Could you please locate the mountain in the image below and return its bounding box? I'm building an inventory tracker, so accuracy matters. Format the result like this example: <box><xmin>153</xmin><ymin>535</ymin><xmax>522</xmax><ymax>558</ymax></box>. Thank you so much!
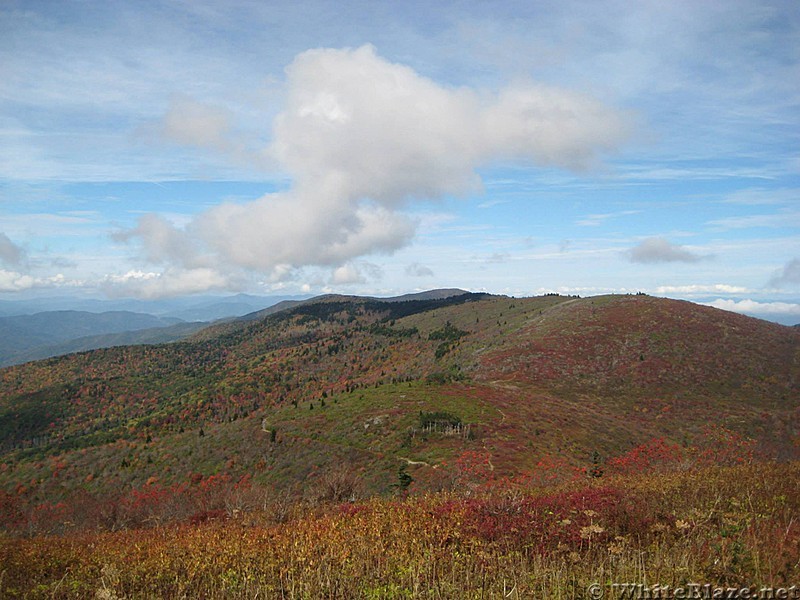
<box><xmin>0</xmin><ymin>294</ymin><xmax>311</xmax><ymax>367</ymax></box>
<box><xmin>4</xmin><ymin>321</ymin><xmax>209</xmax><ymax>367</ymax></box>
<box><xmin>0</xmin><ymin>293</ymin><xmax>307</xmax><ymax>321</ymax></box>
<box><xmin>228</xmin><ymin>288</ymin><xmax>471</xmax><ymax>325</ymax></box>
<box><xmin>373</xmin><ymin>288</ymin><xmax>472</xmax><ymax>302</ymax></box>
<box><xmin>158</xmin><ymin>293</ymin><xmax>308</xmax><ymax>321</ymax></box>
<box><xmin>0</xmin><ymin>310</ymin><xmax>189</xmax><ymax>367</ymax></box>
<box><xmin>478</xmin><ymin>293</ymin><xmax>798</xmax><ymax>397</ymax></box>
<box><xmin>0</xmin><ymin>291</ymin><xmax>797</xmax><ymax>514</ymax></box>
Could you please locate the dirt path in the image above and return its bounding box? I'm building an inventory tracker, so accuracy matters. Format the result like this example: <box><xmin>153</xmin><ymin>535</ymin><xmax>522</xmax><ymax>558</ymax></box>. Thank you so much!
<box><xmin>398</xmin><ymin>456</ymin><xmax>434</xmax><ymax>468</ymax></box>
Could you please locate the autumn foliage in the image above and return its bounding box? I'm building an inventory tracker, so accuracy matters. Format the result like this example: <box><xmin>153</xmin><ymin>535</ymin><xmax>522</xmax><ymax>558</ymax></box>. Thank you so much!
<box><xmin>1</xmin><ymin>460</ymin><xmax>798</xmax><ymax>598</ymax></box>
<box><xmin>0</xmin><ymin>293</ymin><xmax>798</xmax><ymax>597</ymax></box>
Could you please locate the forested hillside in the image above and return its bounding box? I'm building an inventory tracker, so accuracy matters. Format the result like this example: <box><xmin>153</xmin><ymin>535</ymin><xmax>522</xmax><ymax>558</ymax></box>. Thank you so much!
<box><xmin>1</xmin><ymin>291</ymin><xmax>799</xmax><ymax>596</ymax></box>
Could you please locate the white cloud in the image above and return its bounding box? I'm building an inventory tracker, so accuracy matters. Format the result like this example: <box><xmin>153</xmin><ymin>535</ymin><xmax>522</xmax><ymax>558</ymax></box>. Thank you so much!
<box><xmin>577</xmin><ymin>214</ymin><xmax>614</xmax><ymax>227</ymax></box>
<box><xmin>627</xmin><ymin>237</ymin><xmax>707</xmax><ymax>264</ymax></box>
<box><xmin>157</xmin><ymin>96</ymin><xmax>269</xmax><ymax>170</ymax></box>
<box><xmin>113</xmin><ymin>214</ymin><xmax>204</xmax><ymax>268</ymax></box>
<box><xmin>702</xmin><ymin>298</ymin><xmax>800</xmax><ymax>317</ymax></box>
<box><xmin>708</xmin><ymin>210</ymin><xmax>800</xmax><ymax>231</ymax></box>
<box><xmin>101</xmin><ymin>268</ymin><xmax>232</xmax><ymax>299</ymax></box>
<box><xmin>0</xmin><ymin>270</ymin><xmax>71</xmax><ymax>292</ymax></box>
<box><xmin>119</xmin><ymin>45</ymin><xmax>632</xmax><ymax>294</ymax></box>
<box><xmin>161</xmin><ymin>96</ymin><xmax>235</xmax><ymax>152</ymax></box>
<box><xmin>329</xmin><ymin>262</ymin><xmax>382</xmax><ymax>285</ymax></box>
<box><xmin>477</xmin><ymin>199</ymin><xmax>510</xmax><ymax>209</ymax></box>
<box><xmin>330</xmin><ymin>264</ymin><xmax>363</xmax><ymax>285</ymax></box>
<box><xmin>577</xmin><ymin>210</ymin><xmax>640</xmax><ymax>227</ymax></box>
<box><xmin>723</xmin><ymin>187</ymin><xmax>800</xmax><ymax>206</ymax></box>
<box><xmin>191</xmin><ymin>198</ymin><xmax>417</xmax><ymax>273</ymax></box>
<box><xmin>768</xmin><ymin>258</ymin><xmax>800</xmax><ymax>288</ymax></box>
<box><xmin>655</xmin><ymin>284</ymin><xmax>749</xmax><ymax>295</ymax></box>
<box><xmin>533</xmin><ymin>285</ymin><xmax>634</xmax><ymax>296</ymax></box>
<box><xmin>102</xmin><ymin>270</ymin><xmax>160</xmax><ymax>284</ymax></box>
<box><xmin>271</xmin><ymin>45</ymin><xmax>630</xmax><ymax>204</ymax></box>
<box><xmin>0</xmin><ymin>270</ymin><xmax>35</xmax><ymax>292</ymax></box>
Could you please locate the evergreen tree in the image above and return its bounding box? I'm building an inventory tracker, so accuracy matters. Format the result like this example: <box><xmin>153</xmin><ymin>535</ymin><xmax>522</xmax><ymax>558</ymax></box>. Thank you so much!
<box><xmin>394</xmin><ymin>464</ymin><xmax>413</xmax><ymax>493</ymax></box>
<box><xmin>589</xmin><ymin>450</ymin><xmax>603</xmax><ymax>478</ymax></box>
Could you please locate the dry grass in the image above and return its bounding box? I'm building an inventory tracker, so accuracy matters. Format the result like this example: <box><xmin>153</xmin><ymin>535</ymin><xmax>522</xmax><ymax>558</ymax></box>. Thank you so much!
<box><xmin>1</xmin><ymin>461</ymin><xmax>797</xmax><ymax>599</ymax></box>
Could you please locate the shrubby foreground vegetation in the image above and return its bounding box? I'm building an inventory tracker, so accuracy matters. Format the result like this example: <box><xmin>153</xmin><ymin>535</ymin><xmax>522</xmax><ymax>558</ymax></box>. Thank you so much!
<box><xmin>1</xmin><ymin>456</ymin><xmax>797</xmax><ymax>598</ymax></box>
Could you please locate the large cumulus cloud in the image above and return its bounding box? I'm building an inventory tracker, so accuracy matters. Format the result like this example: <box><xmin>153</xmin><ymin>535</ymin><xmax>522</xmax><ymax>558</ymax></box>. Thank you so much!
<box><xmin>121</xmin><ymin>45</ymin><xmax>632</xmax><ymax>288</ymax></box>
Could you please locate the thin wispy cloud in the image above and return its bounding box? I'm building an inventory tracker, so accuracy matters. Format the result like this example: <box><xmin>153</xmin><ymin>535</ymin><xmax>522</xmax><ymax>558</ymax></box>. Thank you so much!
<box><xmin>485</xmin><ymin>253</ymin><xmax>510</xmax><ymax>264</ymax></box>
<box><xmin>160</xmin><ymin>97</ymin><xmax>238</xmax><ymax>155</ymax></box>
<box><xmin>709</xmin><ymin>210</ymin><xmax>800</xmax><ymax>231</ymax></box>
<box><xmin>406</xmin><ymin>263</ymin><xmax>434</xmax><ymax>277</ymax></box>
<box><xmin>476</xmin><ymin>199</ymin><xmax>511</xmax><ymax>209</ymax></box>
<box><xmin>722</xmin><ymin>188</ymin><xmax>799</xmax><ymax>206</ymax></box>
<box><xmin>156</xmin><ymin>96</ymin><xmax>271</xmax><ymax>170</ymax></box>
<box><xmin>577</xmin><ymin>210</ymin><xmax>640</xmax><ymax>227</ymax></box>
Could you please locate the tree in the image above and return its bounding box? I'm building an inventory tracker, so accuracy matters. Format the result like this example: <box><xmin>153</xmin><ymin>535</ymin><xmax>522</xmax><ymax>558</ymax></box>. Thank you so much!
<box><xmin>394</xmin><ymin>464</ymin><xmax>413</xmax><ymax>493</ymax></box>
<box><xmin>589</xmin><ymin>450</ymin><xmax>603</xmax><ymax>479</ymax></box>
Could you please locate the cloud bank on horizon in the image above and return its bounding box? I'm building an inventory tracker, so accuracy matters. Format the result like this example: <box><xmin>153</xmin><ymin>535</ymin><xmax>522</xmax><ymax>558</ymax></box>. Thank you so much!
<box><xmin>0</xmin><ymin>0</ymin><xmax>798</xmax><ymax>323</ymax></box>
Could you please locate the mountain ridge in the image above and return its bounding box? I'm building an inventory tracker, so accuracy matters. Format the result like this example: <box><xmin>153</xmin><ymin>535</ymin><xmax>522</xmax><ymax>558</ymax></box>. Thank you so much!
<box><xmin>0</xmin><ymin>291</ymin><xmax>797</xmax><ymax>509</ymax></box>
<box><xmin>0</xmin><ymin>293</ymin><xmax>312</xmax><ymax>367</ymax></box>
<box><xmin>231</xmin><ymin>288</ymin><xmax>474</xmax><ymax>323</ymax></box>
<box><xmin>0</xmin><ymin>310</ymin><xmax>188</xmax><ymax>367</ymax></box>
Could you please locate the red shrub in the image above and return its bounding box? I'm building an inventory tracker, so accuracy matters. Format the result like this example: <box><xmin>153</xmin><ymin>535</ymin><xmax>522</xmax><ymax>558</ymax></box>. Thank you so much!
<box><xmin>607</xmin><ymin>437</ymin><xmax>684</xmax><ymax>475</ymax></box>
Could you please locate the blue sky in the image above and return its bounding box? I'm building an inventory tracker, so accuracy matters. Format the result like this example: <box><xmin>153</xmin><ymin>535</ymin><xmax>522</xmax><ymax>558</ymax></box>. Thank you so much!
<box><xmin>1</xmin><ymin>0</ymin><xmax>798</xmax><ymax>323</ymax></box>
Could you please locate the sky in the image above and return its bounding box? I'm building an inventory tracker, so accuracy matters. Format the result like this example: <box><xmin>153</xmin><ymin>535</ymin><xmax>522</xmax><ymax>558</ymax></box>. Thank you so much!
<box><xmin>1</xmin><ymin>0</ymin><xmax>799</xmax><ymax>323</ymax></box>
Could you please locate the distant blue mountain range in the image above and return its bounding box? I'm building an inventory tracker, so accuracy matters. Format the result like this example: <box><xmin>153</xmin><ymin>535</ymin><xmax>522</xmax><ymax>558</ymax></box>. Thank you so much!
<box><xmin>0</xmin><ymin>294</ymin><xmax>308</xmax><ymax>367</ymax></box>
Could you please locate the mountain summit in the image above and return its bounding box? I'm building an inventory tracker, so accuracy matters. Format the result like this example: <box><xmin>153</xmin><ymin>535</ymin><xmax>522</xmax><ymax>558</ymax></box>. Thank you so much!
<box><xmin>1</xmin><ymin>291</ymin><xmax>797</xmax><ymax>504</ymax></box>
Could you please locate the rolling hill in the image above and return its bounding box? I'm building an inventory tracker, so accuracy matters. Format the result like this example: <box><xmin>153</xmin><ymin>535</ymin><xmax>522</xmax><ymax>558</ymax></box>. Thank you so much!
<box><xmin>0</xmin><ymin>291</ymin><xmax>797</xmax><ymax>512</ymax></box>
